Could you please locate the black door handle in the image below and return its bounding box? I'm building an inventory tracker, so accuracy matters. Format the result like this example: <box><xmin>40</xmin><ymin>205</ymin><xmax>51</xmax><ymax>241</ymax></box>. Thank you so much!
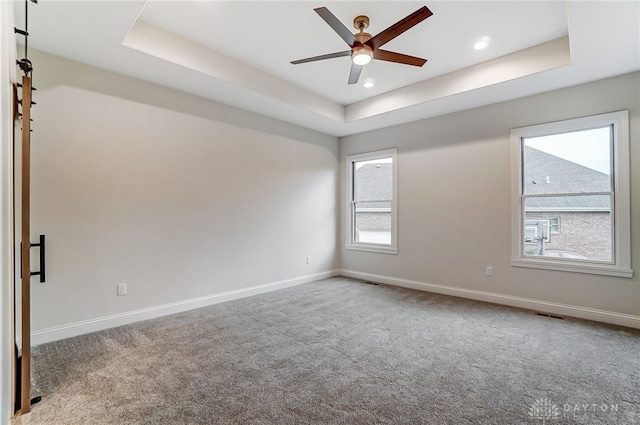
<box><xmin>20</xmin><ymin>234</ymin><xmax>45</xmax><ymax>283</ymax></box>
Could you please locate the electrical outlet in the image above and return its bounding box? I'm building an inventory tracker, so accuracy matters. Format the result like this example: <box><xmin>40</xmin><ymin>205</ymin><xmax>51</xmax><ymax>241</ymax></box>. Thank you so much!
<box><xmin>117</xmin><ymin>283</ymin><xmax>127</xmax><ymax>296</ymax></box>
<box><xmin>486</xmin><ymin>266</ymin><xmax>493</xmax><ymax>277</ymax></box>
<box><xmin>306</xmin><ymin>257</ymin><xmax>311</xmax><ymax>265</ymax></box>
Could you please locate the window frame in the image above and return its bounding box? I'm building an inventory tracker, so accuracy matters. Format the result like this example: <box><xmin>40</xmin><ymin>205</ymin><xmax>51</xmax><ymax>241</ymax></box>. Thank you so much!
<box><xmin>345</xmin><ymin>148</ymin><xmax>398</xmax><ymax>254</ymax></box>
<box><xmin>510</xmin><ymin>111</ymin><xmax>632</xmax><ymax>278</ymax></box>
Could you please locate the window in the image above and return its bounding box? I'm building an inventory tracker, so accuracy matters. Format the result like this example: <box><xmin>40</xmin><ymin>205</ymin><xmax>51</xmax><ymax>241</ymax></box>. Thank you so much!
<box><xmin>526</xmin><ymin>217</ymin><xmax>560</xmax><ymax>237</ymax></box>
<box><xmin>524</xmin><ymin>219</ymin><xmax>551</xmax><ymax>242</ymax></box>
<box><xmin>549</xmin><ymin>217</ymin><xmax>560</xmax><ymax>234</ymax></box>
<box><xmin>511</xmin><ymin>111</ymin><xmax>632</xmax><ymax>277</ymax></box>
<box><xmin>346</xmin><ymin>149</ymin><xmax>398</xmax><ymax>254</ymax></box>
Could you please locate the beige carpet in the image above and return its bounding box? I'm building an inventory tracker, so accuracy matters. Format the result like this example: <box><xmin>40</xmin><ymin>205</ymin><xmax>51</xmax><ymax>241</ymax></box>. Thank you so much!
<box><xmin>12</xmin><ymin>277</ymin><xmax>640</xmax><ymax>424</ymax></box>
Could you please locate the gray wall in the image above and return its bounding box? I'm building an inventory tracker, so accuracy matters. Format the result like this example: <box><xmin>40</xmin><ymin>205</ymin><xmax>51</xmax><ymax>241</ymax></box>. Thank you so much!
<box><xmin>26</xmin><ymin>50</ymin><xmax>340</xmax><ymax>333</ymax></box>
<box><xmin>340</xmin><ymin>72</ymin><xmax>639</xmax><ymax>317</ymax></box>
<box><xmin>15</xmin><ymin>52</ymin><xmax>640</xmax><ymax>340</ymax></box>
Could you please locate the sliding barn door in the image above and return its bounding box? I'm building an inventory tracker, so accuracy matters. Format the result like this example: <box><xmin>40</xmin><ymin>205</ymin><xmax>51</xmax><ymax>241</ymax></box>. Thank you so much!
<box><xmin>18</xmin><ymin>74</ymin><xmax>33</xmax><ymax>414</ymax></box>
<box><xmin>14</xmin><ymin>72</ymin><xmax>44</xmax><ymax>416</ymax></box>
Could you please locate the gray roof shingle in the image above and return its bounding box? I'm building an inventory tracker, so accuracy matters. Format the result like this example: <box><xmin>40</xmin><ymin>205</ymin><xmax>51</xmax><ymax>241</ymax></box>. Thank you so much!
<box><xmin>355</xmin><ymin>163</ymin><xmax>392</xmax><ymax>201</ymax></box>
<box><xmin>524</xmin><ymin>147</ymin><xmax>610</xmax><ymax>210</ymax></box>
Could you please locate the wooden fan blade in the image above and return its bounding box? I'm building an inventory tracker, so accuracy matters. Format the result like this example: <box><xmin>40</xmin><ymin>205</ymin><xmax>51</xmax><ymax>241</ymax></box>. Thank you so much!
<box><xmin>348</xmin><ymin>63</ymin><xmax>364</xmax><ymax>85</ymax></box>
<box><xmin>373</xmin><ymin>49</ymin><xmax>427</xmax><ymax>67</ymax></box>
<box><xmin>366</xmin><ymin>6</ymin><xmax>433</xmax><ymax>50</ymax></box>
<box><xmin>291</xmin><ymin>51</ymin><xmax>351</xmax><ymax>65</ymax></box>
<box><xmin>314</xmin><ymin>7</ymin><xmax>359</xmax><ymax>48</ymax></box>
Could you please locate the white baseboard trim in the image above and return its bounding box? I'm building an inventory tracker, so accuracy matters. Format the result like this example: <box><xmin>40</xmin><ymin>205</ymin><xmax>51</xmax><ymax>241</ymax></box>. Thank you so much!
<box><xmin>340</xmin><ymin>269</ymin><xmax>640</xmax><ymax>329</ymax></box>
<box><xmin>26</xmin><ymin>268</ymin><xmax>638</xmax><ymax>346</ymax></box>
<box><xmin>29</xmin><ymin>270</ymin><xmax>341</xmax><ymax>346</ymax></box>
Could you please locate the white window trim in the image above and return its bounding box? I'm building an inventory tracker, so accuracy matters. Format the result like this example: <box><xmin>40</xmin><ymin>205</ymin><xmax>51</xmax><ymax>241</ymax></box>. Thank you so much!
<box><xmin>346</xmin><ymin>148</ymin><xmax>398</xmax><ymax>254</ymax></box>
<box><xmin>510</xmin><ymin>111</ymin><xmax>632</xmax><ymax>278</ymax></box>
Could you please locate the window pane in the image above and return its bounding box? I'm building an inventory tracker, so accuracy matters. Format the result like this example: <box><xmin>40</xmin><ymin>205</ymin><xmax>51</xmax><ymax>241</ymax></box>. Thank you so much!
<box><xmin>355</xmin><ymin>201</ymin><xmax>391</xmax><ymax>245</ymax></box>
<box><xmin>354</xmin><ymin>157</ymin><xmax>393</xmax><ymax>201</ymax></box>
<box><xmin>523</xmin><ymin>126</ymin><xmax>611</xmax><ymax>195</ymax></box>
<box><xmin>524</xmin><ymin>195</ymin><xmax>611</xmax><ymax>261</ymax></box>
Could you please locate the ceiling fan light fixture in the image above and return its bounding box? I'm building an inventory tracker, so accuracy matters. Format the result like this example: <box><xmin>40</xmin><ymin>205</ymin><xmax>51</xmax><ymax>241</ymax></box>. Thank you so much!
<box><xmin>352</xmin><ymin>45</ymin><xmax>373</xmax><ymax>65</ymax></box>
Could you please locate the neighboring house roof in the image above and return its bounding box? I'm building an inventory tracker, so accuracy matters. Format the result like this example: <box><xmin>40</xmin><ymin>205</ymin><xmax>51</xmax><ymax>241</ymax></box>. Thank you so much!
<box><xmin>354</xmin><ymin>149</ymin><xmax>610</xmax><ymax>211</ymax></box>
<box><xmin>524</xmin><ymin>147</ymin><xmax>610</xmax><ymax>210</ymax></box>
<box><xmin>354</xmin><ymin>163</ymin><xmax>392</xmax><ymax>209</ymax></box>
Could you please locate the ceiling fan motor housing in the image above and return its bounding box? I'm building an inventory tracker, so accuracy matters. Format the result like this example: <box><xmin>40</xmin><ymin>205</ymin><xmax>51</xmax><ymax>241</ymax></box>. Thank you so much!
<box><xmin>355</xmin><ymin>32</ymin><xmax>372</xmax><ymax>43</ymax></box>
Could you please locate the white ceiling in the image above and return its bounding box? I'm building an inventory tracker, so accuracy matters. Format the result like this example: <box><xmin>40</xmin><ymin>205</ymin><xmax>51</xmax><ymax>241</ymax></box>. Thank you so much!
<box><xmin>14</xmin><ymin>1</ymin><xmax>640</xmax><ymax>137</ymax></box>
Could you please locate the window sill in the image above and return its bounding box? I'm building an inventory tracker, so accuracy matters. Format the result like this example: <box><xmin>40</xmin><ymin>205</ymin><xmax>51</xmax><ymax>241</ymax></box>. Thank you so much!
<box><xmin>511</xmin><ymin>258</ymin><xmax>633</xmax><ymax>278</ymax></box>
<box><xmin>345</xmin><ymin>244</ymin><xmax>398</xmax><ymax>255</ymax></box>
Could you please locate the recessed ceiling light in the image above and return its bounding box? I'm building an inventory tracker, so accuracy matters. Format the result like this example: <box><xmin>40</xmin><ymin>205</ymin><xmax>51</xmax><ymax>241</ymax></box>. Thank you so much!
<box><xmin>363</xmin><ymin>81</ymin><xmax>374</xmax><ymax>88</ymax></box>
<box><xmin>474</xmin><ymin>38</ymin><xmax>490</xmax><ymax>50</ymax></box>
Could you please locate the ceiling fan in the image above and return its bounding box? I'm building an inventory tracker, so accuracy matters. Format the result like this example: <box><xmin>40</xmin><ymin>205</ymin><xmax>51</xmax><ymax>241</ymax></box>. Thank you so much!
<box><xmin>291</xmin><ymin>6</ymin><xmax>433</xmax><ymax>85</ymax></box>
